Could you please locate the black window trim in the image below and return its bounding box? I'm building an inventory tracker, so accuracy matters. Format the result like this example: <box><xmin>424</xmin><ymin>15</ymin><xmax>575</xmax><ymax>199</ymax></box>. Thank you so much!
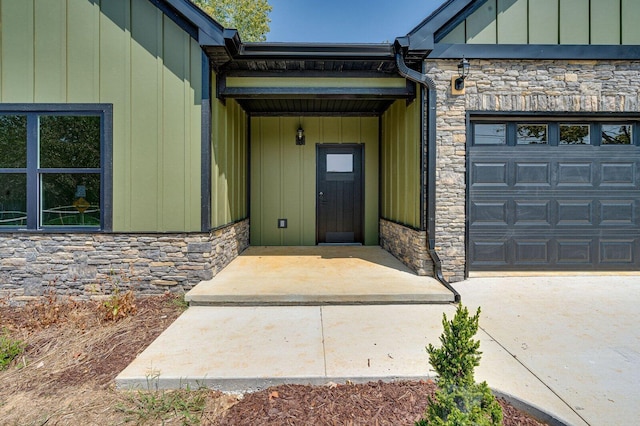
<box><xmin>0</xmin><ymin>103</ymin><xmax>113</xmax><ymax>232</ymax></box>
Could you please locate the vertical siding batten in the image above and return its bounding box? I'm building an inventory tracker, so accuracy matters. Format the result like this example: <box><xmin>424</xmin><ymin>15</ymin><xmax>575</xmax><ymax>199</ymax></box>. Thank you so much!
<box><xmin>250</xmin><ymin>116</ymin><xmax>378</xmax><ymax>246</ymax></box>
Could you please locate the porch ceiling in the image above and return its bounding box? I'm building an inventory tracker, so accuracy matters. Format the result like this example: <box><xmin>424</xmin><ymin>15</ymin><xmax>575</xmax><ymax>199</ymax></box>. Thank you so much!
<box><xmin>213</xmin><ymin>43</ymin><xmax>422</xmax><ymax>116</ymax></box>
<box><xmin>235</xmin><ymin>98</ymin><xmax>396</xmax><ymax>116</ymax></box>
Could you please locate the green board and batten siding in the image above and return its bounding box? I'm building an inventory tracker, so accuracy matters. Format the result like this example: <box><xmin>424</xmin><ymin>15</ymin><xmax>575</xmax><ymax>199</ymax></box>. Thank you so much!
<box><xmin>250</xmin><ymin>117</ymin><xmax>379</xmax><ymax>246</ymax></box>
<box><xmin>211</xmin><ymin>77</ymin><xmax>248</xmax><ymax>229</ymax></box>
<box><xmin>381</xmin><ymin>98</ymin><xmax>421</xmax><ymax>229</ymax></box>
<box><xmin>440</xmin><ymin>0</ymin><xmax>640</xmax><ymax>45</ymax></box>
<box><xmin>0</xmin><ymin>0</ymin><xmax>203</xmax><ymax>232</ymax></box>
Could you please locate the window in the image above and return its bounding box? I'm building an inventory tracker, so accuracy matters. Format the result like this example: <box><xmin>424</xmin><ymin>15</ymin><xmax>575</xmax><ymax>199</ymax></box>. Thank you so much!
<box><xmin>474</xmin><ymin>123</ymin><xmax>506</xmax><ymax>145</ymax></box>
<box><xmin>0</xmin><ymin>105</ymin><xmax>112</xmax><ymax>231</ymax></box>
<box><xmin>326</xmin><ymin>154</ymin><xmax>353</xmax><ymax>172</ymax></box>
<box><xmin>560</xmin><ymin>124</ymin><xmax>590</xmax><ymax>145</ymax></box>
<box><xmin>602</xmin><ymin>124</ymin><xmax>632</xmax><ymax>145</ymax></box>
<box><xmin>517</xmin><ymin>124</ymin><xmax>547</xmax><ymax>145</ymax></box>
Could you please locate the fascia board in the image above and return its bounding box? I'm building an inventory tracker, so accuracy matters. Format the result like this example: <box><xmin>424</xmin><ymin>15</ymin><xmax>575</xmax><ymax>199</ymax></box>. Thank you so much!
<box><xmin>407</xmin><ymin>0</ymin><xmax>487</xmax><ymax>52</ymax></box>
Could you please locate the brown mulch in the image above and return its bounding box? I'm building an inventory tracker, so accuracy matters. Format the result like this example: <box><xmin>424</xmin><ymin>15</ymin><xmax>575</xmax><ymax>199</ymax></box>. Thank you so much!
<box><xmin>0</xmin><ymin>294</ymin><xmax>548</xmax><ymax>425</ymax></box>
<box><xmin>217</xmin><ymin>381</ymin><xmax>546</xmax><ymax>426</ymax></box>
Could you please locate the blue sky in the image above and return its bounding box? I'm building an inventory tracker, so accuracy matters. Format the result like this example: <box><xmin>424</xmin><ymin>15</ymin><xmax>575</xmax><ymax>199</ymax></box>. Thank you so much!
<box><xmin>266</xmin><ymin>0</ymin><xmax>445</xmax><ymax>43</ymax></box>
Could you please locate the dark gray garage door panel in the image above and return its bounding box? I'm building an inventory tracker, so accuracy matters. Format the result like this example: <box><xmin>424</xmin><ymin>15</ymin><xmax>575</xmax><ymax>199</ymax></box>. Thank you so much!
<box><xmin>469</xmin><ymin>147</ymin><xmax>640</xmax><ymax>270</ymax></box>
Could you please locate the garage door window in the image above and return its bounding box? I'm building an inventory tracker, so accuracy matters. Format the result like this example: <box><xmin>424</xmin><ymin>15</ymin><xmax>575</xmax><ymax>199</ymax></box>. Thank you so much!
<box><xmin>472</xmin><ymin>119</ymin><xmax>639</xmax><ymax>147</ymax></box>
<box><xmin>517</xmin><ymin>124</ymin><xmax>547</xmax><ymax>145</ymax></box>
<box><xmin>602</xmin><ymin>124</ymin><xmax>632</xmax><ymax>145</ymax></box>
<box><xmin>473</xmin><ymin>123</ymin><xmax>506</xmax><ymax>145</ymax></box>
<box><xmin>560</xmin><ymin>124</ymin><xmax>590</xmax><ymax>145</ymax></box>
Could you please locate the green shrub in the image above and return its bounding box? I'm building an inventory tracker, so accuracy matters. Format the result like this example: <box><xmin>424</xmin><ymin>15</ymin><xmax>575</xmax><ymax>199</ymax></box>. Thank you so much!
<box><xmin>416</xmin><ymin>305</ymin><xmax>503</xmax><ymax>426</ymax></box>
<box><xmin>0</xmin><ymin>328</ymin><xmax>24</xmax><ymax>371</ymax></box>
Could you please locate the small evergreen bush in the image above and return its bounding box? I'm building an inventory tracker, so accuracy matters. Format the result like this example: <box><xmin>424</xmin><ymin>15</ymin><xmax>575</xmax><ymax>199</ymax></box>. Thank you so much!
<box><xmin>416</xmin><ymin>305</ymin><xmax>503</xmax><ymax>426</ymax></box>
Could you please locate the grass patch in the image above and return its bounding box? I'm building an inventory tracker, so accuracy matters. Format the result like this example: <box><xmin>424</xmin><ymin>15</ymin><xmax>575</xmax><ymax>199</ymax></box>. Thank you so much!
<box><xmin>0</xmin><ymin>328</ymin><xmax>23</xmax><ymax>371</ymax></box>
<box><xmin>118</xmin><ymin>381</ymin><xmax>209</xmax><ymax>425</ymax></box>
<box><xmin>171</xmin><ymin>294</ymin><xmax>189</xmax><ymax>311</ymax></box>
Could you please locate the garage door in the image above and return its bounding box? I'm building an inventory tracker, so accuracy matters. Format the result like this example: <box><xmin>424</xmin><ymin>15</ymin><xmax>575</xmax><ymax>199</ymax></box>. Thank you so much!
<box><xmin>468</xmin><ymin>118</ymin><xmax>640</xmax><ymax>271</ymax></box>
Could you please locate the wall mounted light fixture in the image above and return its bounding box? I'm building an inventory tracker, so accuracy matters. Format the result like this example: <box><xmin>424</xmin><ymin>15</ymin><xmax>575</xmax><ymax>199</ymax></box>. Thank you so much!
<box><xmin>296</xmin><ymin>126</ymin><xmax>305</xmax><ymax>145</ymax></box>
<box><xmin>454</xmin><ymin>57</ymin><xmax>470</xmax><ymax>91</ymax></box>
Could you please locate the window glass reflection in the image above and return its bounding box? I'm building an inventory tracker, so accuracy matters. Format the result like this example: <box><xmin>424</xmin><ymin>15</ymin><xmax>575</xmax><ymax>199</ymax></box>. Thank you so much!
<box><xmin>40</xmin><ymin>116</ymin><xmax>100</xmax><ymax>168</ymax></box>
<box><xmin>0</xmin><ymin>173</ymin><xmax>27</xmax><ymax>227</ymax></box>
<box><xmin>474</xmin><ymin>124</ymin><xmax>506</xmax><ymax>145</ymax></box>
<box><xmin>560</xmin><ymin>124</ymin><xmax>590</xmax><ymax>145</ymax></box>
<box><xmin>517</xmin><ymin>124</ymin><xmax>548</xmax><ymax>145</ymax></box>
<box><xmin>41</xmin><ymin>173</ymin><xmax>100</xmax><ymax>227</ymax></box>
<box><xmin>0</xmin><ymin>115</ymin><xmax>27</xmax><ymax>168</ymax></box>
<box><xmin>602</xmin><ymin>124</ymin><xmax>632</xmax><ymax>145</ymax></box>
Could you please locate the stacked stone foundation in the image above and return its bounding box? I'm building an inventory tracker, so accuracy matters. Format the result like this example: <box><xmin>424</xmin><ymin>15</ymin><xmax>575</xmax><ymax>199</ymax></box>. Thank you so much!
<box><xmin>0</xmin><ymin>219</ymin><xmax>249</xmax><ymax>301</ymax></box>
<box><xmin>379</xmin><ymin>218</ymin><xmax>433</xmax><ymax>276</ymax></box>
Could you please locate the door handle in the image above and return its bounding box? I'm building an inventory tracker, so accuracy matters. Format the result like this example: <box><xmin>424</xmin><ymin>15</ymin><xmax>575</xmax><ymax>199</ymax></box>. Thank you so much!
<box><xmin>318</xmin><ymin>191</ymin><xmax>324</xmax><ymax>200</ymax></box>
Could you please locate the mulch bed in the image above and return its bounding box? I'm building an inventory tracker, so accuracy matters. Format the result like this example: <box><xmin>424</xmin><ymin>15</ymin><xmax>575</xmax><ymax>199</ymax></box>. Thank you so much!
<box><xmin>216</xmin><ymin>381</ymin><xmax>546</xmax><ymax>426</ymax></box>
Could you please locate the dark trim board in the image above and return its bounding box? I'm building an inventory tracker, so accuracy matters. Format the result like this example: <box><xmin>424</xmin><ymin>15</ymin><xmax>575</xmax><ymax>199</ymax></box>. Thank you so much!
<box><xmin>223</xmin><ymin>70</ymin><xmax>404</xmax><ymax>79</ymax></box>
<box><xmin>156</xmin><ymin>0</ymin><xmax>226</xmax><ymax>46</ymax></box>
<box><xmin>147</xmin><ymin>0</ymin><xmax>198</xmax><ymax>40</ymax></box>
<box><xmin>201</xmin><ymin>53</ymin><xmax>212</xmax><ymax>232</ymax></box>
<box><xmin>407</xmin><ymin>0</ymin><xmax>484</xmax><ymax>52</ymax></box>
<box><xmin>468</xmin><ymin>111</ymin><xmax>640</xmax><ymax>119</ymax></box>
<box><xmin>428</xmin><ymin>44</ymin><xmax>640</xmax><ymax>60</ymax></box>
<box><xmin>219</xmin><ymin>87</ymin><xmax>416</xmax><ymax>100</ymax></box>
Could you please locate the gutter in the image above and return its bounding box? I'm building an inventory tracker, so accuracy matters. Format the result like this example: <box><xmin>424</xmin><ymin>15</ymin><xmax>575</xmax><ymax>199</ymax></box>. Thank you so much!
<box><xmin>394</xmin><ymin>39</ymin><xmax>461</xmax><ymax>303</ymax></box>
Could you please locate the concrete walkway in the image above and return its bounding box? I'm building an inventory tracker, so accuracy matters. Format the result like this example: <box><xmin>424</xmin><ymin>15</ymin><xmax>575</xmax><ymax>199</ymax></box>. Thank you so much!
<box><xmin>116</xmin><ymin>276</ymin><xmax>640</xmax><ymax>426</ymax></box>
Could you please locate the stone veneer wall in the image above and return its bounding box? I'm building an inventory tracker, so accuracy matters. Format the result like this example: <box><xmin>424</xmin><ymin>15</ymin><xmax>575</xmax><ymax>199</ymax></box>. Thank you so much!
<box><xmin>0</xmin><ymin>219</ymin><xmax>249</xmax><ymax>301</ymax></box>
<box><xmin>427</xmin><ymin>59</ymin><xmax>640</xmax><ymax>282</ymax></box>
<box><xmin>379</xmin><ymin>218</ymin><xmax>433</xmax><ymax>276</ymax></box>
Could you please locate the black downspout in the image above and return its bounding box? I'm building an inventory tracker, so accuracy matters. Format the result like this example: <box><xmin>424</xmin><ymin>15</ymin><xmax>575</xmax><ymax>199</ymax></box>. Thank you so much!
<box><xmin>394</xmin><ymin>42</ymin><xmax>461</xmax><ymax>303</ymax></box>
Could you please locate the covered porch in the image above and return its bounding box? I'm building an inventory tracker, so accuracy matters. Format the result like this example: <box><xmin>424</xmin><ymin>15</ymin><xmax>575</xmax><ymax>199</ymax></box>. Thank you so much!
<box><xmin>206</xmin><ymin>42</ymin><xmax>452</xmax><ymax>300</ymax></box>
<box><xmin>186</xmin><ymin>246</ymin><xmax>455</xmax><ymax>305</ymax></box>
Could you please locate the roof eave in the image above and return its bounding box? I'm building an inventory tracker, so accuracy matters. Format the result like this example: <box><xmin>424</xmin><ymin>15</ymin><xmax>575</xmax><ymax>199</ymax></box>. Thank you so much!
<box><xmin>406</xmin><ymin>0</ymin><xmax>487</xmax><ymax>53</ymax></box>
<box><xmin>235</xmin><ymin>43</ymin><xmax>396</xmax><ymax>61</ymax></box>
<box><xmin>159</xmin><ymin>0</ymin><xmax>236</xmax><ymax>48</ymax></box>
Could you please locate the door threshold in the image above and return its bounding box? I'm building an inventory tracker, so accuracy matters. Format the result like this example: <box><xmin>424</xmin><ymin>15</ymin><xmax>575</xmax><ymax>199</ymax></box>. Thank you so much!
<box><xmin>318</xmin><ymin>243</ymin><xmax>363</xmax><ymax>246</ymax></box>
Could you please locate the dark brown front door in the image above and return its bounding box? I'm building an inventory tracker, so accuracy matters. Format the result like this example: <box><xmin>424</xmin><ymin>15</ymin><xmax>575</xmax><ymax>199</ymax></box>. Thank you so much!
<box><xmin>316</xmin><ymin>144</ymin><xmax>364</xmax><ymax>244</ymax></box>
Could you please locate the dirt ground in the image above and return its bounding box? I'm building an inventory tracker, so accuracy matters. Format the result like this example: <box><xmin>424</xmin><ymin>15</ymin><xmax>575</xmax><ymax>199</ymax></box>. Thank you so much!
<box><xmin>0</xmin><ymin>294</ymin><xmax>548</xmax><ymax>425</ymax></box>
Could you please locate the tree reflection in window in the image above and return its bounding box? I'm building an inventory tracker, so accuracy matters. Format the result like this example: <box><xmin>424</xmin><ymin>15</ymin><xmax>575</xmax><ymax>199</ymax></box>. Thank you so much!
<box><xmin>0</xmin><ymin>116</ymin><xmax>27</xmax><ymax>226</ymax></box>
<box><xmin>0</xmin><ymin>115</ymin><xmax>27</xmax><ymax>168</ymax></box>
<box><xmin>560</xmin><ymin>124</ymin><xmax>590</xmax><ymax>145</ymax></box>
<box><xmin>517</xmin><ymin>124</ymin><xmax>547</xmax><ymax>145</ymax></box>
<box><xmin>40</xmin><ymin>116</ymin><xmax>100</xmax><ymax>168</ymax></box>
<box><xmin>602</xmin><ymin>124</ymin><xmax>632</xmax><ymax>145</ymax></box>
<box><xmin>0</xmin><ymin>112</ymin><xmax>102</xmax><ymax>229</ymax></box>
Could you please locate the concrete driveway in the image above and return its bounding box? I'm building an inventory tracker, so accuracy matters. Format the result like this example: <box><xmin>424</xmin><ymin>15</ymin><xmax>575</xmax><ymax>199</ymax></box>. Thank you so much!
<box><xmin>117</xmin><ymin>274</ymin><xmax>640</xmax><ymax>426</ymax></box>
<box><xmin>454</xmin><ymin>276</ymin><xmax>640</xmax><ymax>426</ymax></box>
